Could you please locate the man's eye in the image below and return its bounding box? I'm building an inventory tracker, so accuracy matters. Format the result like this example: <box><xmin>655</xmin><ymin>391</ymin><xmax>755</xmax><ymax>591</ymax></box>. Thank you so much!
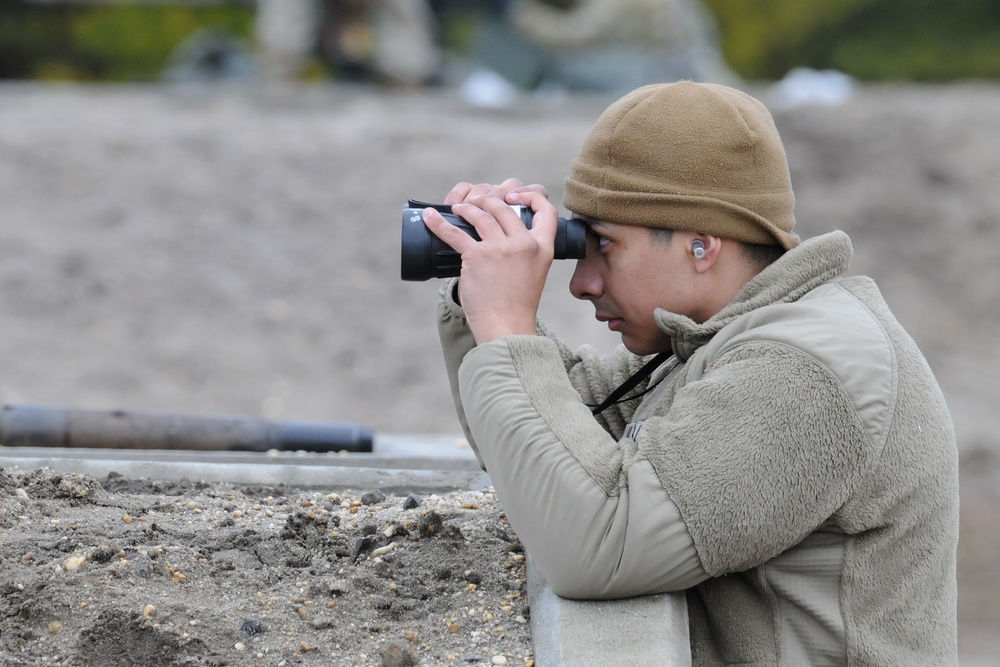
<box><xmin>596</xmin><ymin>236</ymin><xmax>611</xmax><ymax>250</ymax></box>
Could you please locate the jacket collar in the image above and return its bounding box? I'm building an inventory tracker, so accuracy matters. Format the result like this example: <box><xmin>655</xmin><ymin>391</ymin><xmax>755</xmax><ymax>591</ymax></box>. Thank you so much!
<box><xmin>654</xmin><ymin>231</ymin><xmax>854</xmax><ymax>361</ymax></box>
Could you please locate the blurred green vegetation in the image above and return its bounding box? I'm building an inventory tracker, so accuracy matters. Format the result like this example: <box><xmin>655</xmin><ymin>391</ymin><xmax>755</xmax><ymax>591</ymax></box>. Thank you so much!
<box><xmin>0</xmin><ymin>0</ymin><xmax>998</xmax><ymax>82</ymax></box>
<box><xmin>702</xmin><ymin>0</ymin><xmax>1000</xmax><ymax>81</ymax></box>
<box><xmin>0</xmin><ymin>2</ymin><xmax>254</xmax><ymax>81</ymax></box>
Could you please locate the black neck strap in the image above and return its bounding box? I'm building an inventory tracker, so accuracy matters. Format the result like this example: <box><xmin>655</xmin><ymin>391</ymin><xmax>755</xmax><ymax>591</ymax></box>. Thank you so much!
<box><xmin>588</xmin><ymin>352</ymin><xmax>672</xmax><ymax>416</ymax></box>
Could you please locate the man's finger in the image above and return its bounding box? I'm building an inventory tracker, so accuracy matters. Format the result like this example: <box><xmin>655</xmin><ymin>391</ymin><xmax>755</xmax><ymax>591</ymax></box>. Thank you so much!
<box><xmin>509</xmin><ymin>191</ymin><xmax>558</xmax><ymax>245</ymax></box>
<box><xmin>444</xmin><ymin>182</ymin><xmax>475</xmax><ymax>206</ymax></box>
<box><xmin>485</xmin><ymin>178</ymin><xmax>528</xmax><ymax>200</ymax></box>
<box><xmin>423</xmin><ymin>206</ymin><xmax>476</xmax><ymax>252</ymax></box>
<box><xmin>468</xmin><ymin>196</ymin><xmax>529</xmax><ymax>239</ymax></box>
<box><xmin>504</xmin><ymin>183</ymin><xmax>549</xmax><ymax>202</ymax></box>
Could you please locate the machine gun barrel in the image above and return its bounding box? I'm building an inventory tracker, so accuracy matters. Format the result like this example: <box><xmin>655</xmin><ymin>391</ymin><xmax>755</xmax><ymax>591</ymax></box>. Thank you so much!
<box><xmin>0</xmin><ymin>403</ymin><xmax>374</xmax><ymax>453</ymax></box>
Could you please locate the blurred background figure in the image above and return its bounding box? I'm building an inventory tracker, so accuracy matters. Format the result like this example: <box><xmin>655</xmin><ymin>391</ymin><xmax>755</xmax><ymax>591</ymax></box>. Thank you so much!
<box><xmin>314</xmin><ymin>0</ymin><xmax>441</xmax><ymax>86</ymax></box>
<box><xmin>256</xmin><ymin>0</ymin><xmax>323</xmax><ymax>81</ymax></box>
<box><xmin>254</xmin><ymin>0</ymin><xmax>733</xmax><ymax>90</ymax></box>
<box><xmin>504</xmin><ymin>0</ymin><xmax>738</xmax><ymax>91</ymax></box>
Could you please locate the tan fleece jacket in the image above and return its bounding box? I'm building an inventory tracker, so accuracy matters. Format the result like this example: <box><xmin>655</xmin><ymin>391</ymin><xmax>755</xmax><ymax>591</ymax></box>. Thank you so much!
<box><xmin>437</xmin><ymin>231</ymin><xmax>959</xmax><ymax>666</ymax></box>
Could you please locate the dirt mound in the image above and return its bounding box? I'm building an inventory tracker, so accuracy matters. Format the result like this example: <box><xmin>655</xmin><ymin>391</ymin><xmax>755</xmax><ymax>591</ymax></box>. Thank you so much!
<box><xmin>1</xmin><ymin>467</ymin><xmax>529</xmax><ymax>666</ymax></box>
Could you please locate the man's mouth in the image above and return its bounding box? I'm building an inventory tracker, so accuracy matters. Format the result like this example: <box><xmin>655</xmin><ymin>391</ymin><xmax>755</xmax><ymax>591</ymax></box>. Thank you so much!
<box><xmin>596</xmin><ymin>313</ymin><xmax>624</xmax><ymax>331</ymax></box>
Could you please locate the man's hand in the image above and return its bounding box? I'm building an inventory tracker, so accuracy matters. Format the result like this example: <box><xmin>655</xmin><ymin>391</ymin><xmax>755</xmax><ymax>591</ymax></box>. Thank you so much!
<box><xmin>423</xmin><ymin>189</ymin><xmax>557</xmax><ymax>345</ymax></box>
<box><xmin>443</xmin><ymin>178</ymin><xmax>549</xmax><ymax>206</ymax></box>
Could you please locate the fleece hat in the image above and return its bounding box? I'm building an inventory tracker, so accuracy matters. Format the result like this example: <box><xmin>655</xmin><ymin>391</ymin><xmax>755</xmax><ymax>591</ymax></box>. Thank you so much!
<box><xmin>563</xmin><ymin>81</ymin><xmax>800</xmax><ymax>249</ymax></box>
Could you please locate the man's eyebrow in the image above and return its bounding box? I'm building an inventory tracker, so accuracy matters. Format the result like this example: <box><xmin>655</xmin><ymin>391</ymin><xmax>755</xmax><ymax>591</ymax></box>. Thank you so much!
<box><xmin>572</xmin><ymin>215</ymin><xmax>605</xmax><ymax>230</ymax></box>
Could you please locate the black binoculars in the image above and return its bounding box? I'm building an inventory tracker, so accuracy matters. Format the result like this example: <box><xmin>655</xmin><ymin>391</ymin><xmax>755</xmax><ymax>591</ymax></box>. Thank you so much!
<box><xmin>399</xmin><ymin>200</ymin><xmax>587</xmax><ymax>281</ymax></box>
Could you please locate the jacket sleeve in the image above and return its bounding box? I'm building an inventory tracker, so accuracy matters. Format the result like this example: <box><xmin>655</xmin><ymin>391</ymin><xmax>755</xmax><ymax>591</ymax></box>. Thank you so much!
<box><xmin>457</xmin><ymin>334</ymin><xmax>708</xmax><ymax>599</ymax></box>
<box><xmin>436</xmin><ymin>279</ymin><xmax>484</xmax><ymax>466</ymax></box>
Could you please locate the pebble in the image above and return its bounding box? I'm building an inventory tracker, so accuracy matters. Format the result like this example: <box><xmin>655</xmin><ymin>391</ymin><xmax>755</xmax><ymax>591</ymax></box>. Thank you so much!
<box><xmin>361</xmin><ymin>489</ymin><xmax>386</xmax><ymax>506</ymax></box>
<box><xmin>311</xmin><ymin>616</ymin><xmax>334</xmax><ymax>630</ymax></box>
<box><xmin>328</xmin><ymin>579</ymin><xmax>349</xmax><ymax>596</ymax></box>
<box><xmin>379</xmin><ymin>638</ymin><xmax>419</xmax><ymax>667</ymax></box>
<box><xmin>63</xmin><ymin>555</ymin><xmax>86</xmax><ymax>572</ymax></box>
<box><xmin>371</xmin><ymin>542</ymin><xmax>397</xmax><ymax>557</ymax></box>
<box><xmin>417</xmin><ymin>511</ymin><xmax>443</xmax><ymax>537</ymax></box>
<box><xmin>491</xmin><ymin>656</ymin><xmax>508</xmax><ymax>666</ymax></box>
<box><xmin>242</xmin><ymin>618</ymin><xmax>266</xmax><ymax>635</ymax></box>
<box><xmin>352</xmin><ymin>536</ymin><xmax>378</xmax><ymax>562</ymax></box>
<box><xmin>47</xmin><ymin>621</ymin><xmax>63</xmax><ymax>635</ymax></box>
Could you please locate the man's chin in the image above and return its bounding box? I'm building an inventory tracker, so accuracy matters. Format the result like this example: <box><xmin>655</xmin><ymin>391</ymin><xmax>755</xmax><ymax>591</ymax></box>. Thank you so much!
<box><xmin>622</xmin><ymin>339</ymin><xmax>651</xmax><ymax>356</ymax></box>
<box><xmin>622</xmin><ymin>337</ymin><xmax>671</xmax><ymax>357</ymax></box>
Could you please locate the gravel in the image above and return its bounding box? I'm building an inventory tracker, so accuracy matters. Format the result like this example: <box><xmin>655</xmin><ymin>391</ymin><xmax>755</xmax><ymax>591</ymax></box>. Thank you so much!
<box><xmin>0</xmin><ymin>465</ymin><xmax>533</xmax><ymax>666</ymax></box>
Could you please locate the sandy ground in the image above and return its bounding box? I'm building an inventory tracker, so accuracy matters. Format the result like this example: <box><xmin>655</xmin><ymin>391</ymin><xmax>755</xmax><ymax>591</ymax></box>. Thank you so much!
<box><xmin>0</xmin><ymin>81</ymin><xmax>998</xmax><ymax>664</ymax></box>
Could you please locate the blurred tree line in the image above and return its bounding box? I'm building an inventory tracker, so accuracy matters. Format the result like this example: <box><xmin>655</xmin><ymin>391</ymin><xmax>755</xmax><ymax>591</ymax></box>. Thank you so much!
<box><xmin>703</xmin><ymin>0</ymin><xmax>1000</xmax><ymax>80</ymax></box>
<box><xmin>0</xmin><ymin>2</ymin><xmax>255</xmax><ymax>81</ymax></box>
<box><xmin>0</xmin><ymin>0</ymin><xmax>997</xmax><ymax>82</ymax></box>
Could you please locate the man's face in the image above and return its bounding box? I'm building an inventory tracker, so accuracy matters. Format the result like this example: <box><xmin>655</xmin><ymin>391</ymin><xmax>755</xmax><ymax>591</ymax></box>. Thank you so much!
<box><xmin>569</xmin><ymin>220</ymin><xmax>700</xmax><ymax>356</ymax></box>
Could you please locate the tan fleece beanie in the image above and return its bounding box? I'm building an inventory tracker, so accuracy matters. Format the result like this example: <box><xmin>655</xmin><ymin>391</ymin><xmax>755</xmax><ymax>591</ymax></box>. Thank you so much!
<box><xmin>563</xmin><ymin>81</ymin><xmax>800</xmax><ymax>249</ymax></box>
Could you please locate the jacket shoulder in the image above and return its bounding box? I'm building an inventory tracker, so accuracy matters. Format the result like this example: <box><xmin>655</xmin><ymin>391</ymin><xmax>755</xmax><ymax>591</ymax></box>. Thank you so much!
<box><xmin>695</xmin><ymin>278</ymin><xmax>897</xmax><ymax>455</ymax></box>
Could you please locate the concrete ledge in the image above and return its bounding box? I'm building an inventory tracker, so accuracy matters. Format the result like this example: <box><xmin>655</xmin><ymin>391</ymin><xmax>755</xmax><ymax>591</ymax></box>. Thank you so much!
<box><xmin>0</xmin><ymin>453</ymin><xmax>490</xmax><ymax>494</ymax></box>
<box><xmin>527</xmin><ymin>560</ymin><xmax>691</xmax><ymax>667</ymax></box>
<box><xmin>0</xmin><ymin>434</ymin><xmax>486</xmax><ymax>492</ymax></box>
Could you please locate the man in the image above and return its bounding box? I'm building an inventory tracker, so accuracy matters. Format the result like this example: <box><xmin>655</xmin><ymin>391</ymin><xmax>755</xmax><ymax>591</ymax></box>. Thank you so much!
<box><xmin>422</xmin><ymin>81</ymin><xmax>958</xmax><ymax>665</ymax></box>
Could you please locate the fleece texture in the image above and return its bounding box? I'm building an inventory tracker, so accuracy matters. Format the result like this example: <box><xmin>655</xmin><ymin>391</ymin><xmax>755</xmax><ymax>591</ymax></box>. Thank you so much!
<box><xmin>562</xmin><ymin>81</ymin><xmax>800</xmax><ymax>249</ymax></box>
<box><xmin>437</xmin><ymin>231</ymin><xmax>959</xmax><ymax>666</ymax></box>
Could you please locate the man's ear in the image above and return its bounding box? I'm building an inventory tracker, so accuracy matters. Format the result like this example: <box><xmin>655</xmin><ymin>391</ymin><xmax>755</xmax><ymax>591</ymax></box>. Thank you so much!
<box><xmin>689</xmin><ymin>235</ymin><xmax>722</xmax><ymax>272</ymax></box>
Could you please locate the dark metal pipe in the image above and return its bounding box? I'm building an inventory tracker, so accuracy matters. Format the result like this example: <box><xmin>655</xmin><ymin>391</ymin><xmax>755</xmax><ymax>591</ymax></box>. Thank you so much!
<box><xmin>0</xmin><ymin>403</ymin><xmax>374</xmax><ymax>453</ymax></box>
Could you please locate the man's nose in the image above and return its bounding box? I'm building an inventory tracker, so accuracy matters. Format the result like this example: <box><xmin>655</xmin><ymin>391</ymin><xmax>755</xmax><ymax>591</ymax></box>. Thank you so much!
<box><xmin>570</xmin><ymin>255</ymin><xmax>602</xmax><ymax>301</ymax></box>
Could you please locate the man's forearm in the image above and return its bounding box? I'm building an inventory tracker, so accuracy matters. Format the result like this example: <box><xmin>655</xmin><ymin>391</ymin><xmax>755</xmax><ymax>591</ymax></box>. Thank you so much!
<box><xmin>458</xmin><ymin>337</ymin><xmax>706</xmax><ymax>598</ymax></box>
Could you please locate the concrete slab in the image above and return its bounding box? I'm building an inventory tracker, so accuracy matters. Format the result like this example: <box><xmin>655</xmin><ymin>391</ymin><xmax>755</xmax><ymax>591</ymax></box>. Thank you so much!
<box><xmin>528</xmin><ymin>561</ymin><xmax>691</xmax><ymax>667</ymax></box>
<box><xmin>0</xmin><ymin>433</ymin><xmax>485</xmax><ymax>491</ymax></box>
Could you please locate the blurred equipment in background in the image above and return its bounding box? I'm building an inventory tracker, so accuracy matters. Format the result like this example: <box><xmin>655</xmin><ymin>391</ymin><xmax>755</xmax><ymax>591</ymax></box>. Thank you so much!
<box><xmin>769</xmin><ymin>67</ymin><xmax>856</xmax><ymax>110</ymax></box>
<box><xmin>0</xmin><ymin>403</ymin><xmax>374</xmax><ymax>454</ymax></box>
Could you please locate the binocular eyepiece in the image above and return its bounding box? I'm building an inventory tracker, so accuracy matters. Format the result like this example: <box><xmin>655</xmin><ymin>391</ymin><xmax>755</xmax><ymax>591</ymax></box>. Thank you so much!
<box><xmin>400</xmin><ymin>200</ymin><xmax>588</xmax><ymax>281</ymax></box>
